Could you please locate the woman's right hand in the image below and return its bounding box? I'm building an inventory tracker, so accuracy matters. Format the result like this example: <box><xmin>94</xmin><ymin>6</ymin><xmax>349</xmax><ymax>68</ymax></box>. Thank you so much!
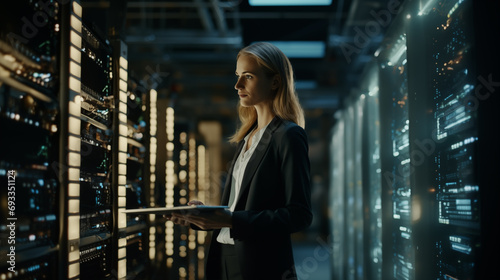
<box><xmin>188</xmin><ymin>200</ymin><xmax>204</xmax><ymax>206</ymax></box>
<box><xmin>169</xmin><ymin>200</ymin><xmax>204</xmax><ymax>227</ymax></box>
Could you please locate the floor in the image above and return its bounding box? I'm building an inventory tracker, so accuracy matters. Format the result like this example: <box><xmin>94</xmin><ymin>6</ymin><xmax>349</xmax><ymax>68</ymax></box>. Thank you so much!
<box><xmin>292</xmin><ymin>240</ymin><xmax>332</xmax><ymax>280</ymax></box>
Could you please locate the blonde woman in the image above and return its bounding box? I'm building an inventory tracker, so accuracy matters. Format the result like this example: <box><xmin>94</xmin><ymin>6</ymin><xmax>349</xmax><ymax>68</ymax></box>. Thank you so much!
<box><xmin>172</xmin><ymin>42</ymin><xmax>312</xmax><ymax>280</ymax></box>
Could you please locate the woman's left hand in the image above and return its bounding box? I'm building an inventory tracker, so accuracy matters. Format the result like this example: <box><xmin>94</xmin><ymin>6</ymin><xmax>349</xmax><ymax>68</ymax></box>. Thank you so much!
<box><xmin>170</xmin><ymin>209</ymin><xmax>233</xmax><ymax>230</ymax></box>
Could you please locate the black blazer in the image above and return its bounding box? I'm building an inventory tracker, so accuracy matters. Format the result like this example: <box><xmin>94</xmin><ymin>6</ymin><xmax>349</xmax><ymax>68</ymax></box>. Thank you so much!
<box><xmin>206</xmin><ymin>117</ymin><xmax>313</xmax><ymax>280</ymax></box>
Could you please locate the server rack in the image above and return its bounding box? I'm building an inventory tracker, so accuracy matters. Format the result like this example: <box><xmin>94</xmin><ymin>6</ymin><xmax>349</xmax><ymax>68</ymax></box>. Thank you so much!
<box><xmin>156</xmin><ymin>114</ymin><xmax>211</xmax><ymax>280</ymax></box>
<box><xmin>0</xmin><ymin>1</ymin><xmax>61</xmax><ymax>279</ymax></box>
<box><xmin>361</xmin><ymin>63</ymin><xmax>382</xmax><ymax>280</ymax></box>
<box><xmin>78</xmin><ymin>19</ymin><xmax>115</xmax><ymax>280</ymax></box>
<box><xmin>472</xmin><ymin>1</ymin><xmax>500</xmax><ymax>278</ymax></box>
<box><xmin>330</xmin><ymin>61</ymin><xmax>381</xmax><ymax>280</ymax></box>
<box><xmin>124</xmin><ymin>77</ymin><xmax>150</xmax><ymax>279</ymax></box>
<box><xmin>406</xmin><ymin>0</ymin><xmax>486</xmax><ymax>279</ymax></box>
<box><xmin>378</xmin><ymin>21</ymin><xmax>413</xmax><ymax>280</ymax></box>
<box><xmin>329</xmin><ymin>0</ymin><xmax>499</xmax><ymax>279</ymax></box>
<box><xmin>1</xmin><ymin>1</ymin><xmax>153</xmax><ymax>279</ymax></box>
<box><xmin>330</xmin><ymin>111</ymin><xmax>346</xmax><ymax>280</ymax></box>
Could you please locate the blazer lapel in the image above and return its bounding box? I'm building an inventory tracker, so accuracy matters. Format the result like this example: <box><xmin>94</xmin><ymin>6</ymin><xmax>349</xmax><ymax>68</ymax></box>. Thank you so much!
<box><xmin>220</xmin><ymin>140</ymin><xmax>245</xmax><ymax>205</ymax></box>
<box><xmin>235</xmin><ymin>117</ymin><xmax>282</xmax><ymax>206</ymax></box>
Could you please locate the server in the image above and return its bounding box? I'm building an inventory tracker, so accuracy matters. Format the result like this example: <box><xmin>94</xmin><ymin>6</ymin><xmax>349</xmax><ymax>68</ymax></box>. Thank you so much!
<box><xmin>124</xmin><ymin>77</ymin><xmax>150</xmax><ymax>279</ymax></box>
<box><xmin>79</xmin><ymin>20</ymin><xmax>115</xmax><ymax>279</ymax></box>
<box><xmin>0</xmin><ymin>1</ymin><xmax>151</xmax><ymax>279</ymax></box>
<box><xmin>0</xmin><ymin>1</ymin><xmax>61</xmax><ymax>279</ymax></box>
<box><xmin>329</xmin><ymin>0</ymin><xmax>500</xmax><ymax>279</ymax></box>
<box><xmin>2</xmin><ymin>0</ymin><xmax>499</xmax><ymax>280</ymax></box>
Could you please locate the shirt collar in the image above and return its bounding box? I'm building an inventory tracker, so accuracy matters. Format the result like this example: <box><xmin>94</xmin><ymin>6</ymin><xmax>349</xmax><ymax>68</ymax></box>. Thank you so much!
<box><xmin>243</xmin><ymin>122</ymin><xmax>270</xmax><ymax>144</ymax></box>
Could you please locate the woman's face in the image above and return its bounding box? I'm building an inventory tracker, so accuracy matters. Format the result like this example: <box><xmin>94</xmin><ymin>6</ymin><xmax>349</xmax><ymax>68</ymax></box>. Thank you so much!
<box><xmin>234</xmin><ymin>54</ymin><xmax>276</xmax><ymax>108</ymax></box>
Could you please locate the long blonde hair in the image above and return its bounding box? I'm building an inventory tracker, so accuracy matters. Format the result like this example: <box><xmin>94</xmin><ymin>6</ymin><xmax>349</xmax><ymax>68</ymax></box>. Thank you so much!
<box><xmin>229</xmin><ymin>42</ymin><xmax>305</xmax><ymax>143</ymax></box>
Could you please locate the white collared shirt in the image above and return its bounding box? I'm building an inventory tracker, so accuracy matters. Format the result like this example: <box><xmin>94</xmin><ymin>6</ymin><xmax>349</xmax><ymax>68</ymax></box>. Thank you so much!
<box><xmin>217</xmin><ymin>124</ymin><xmax>269</xmax><ymax>244</ymax></box>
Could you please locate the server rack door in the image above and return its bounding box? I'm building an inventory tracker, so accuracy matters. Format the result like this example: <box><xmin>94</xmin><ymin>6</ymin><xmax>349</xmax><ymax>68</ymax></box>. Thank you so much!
<box><xmin>378</xmin><ymin>28</ymin><xmax>414</xmax><ymax>280</ymax></box>
<box><xmin>407</xmin><ymin>0</ymin><xmax>497</xmax><ymax>279</ymax></box>
<box><xmin>0</xmin><ymin>1</ymin><xmax>63</xmax><ymax>279</ymax></box>
<box><xmin>330</xmin><ymin>115</ymin><xmax>346</xmax><ymax>280</ymax></box>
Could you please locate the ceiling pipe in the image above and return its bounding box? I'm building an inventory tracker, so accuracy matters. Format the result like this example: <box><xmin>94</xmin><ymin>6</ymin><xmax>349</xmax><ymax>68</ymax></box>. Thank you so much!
<box><xmin>210</xmin><ymin>0</ymin><xmax>228</xmax><ymax>36</ymax></box>
<box><xmin>194</xmin><ymin>0</ymin><xmax>216</xmax><ymax>32</ymax></box>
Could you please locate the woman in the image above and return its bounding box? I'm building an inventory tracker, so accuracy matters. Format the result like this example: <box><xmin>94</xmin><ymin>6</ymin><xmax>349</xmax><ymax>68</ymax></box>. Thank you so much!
<box><xmin>171</xmin><ymin>42</ymin><xmax>312</xmax><ymax>280</ymax></box>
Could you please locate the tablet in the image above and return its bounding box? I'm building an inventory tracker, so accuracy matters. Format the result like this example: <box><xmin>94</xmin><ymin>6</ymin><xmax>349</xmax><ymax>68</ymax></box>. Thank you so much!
<box><xmin>122</xmin><ymin>205</ymin><xmax>228</xmax><ymax>215</ymax></box>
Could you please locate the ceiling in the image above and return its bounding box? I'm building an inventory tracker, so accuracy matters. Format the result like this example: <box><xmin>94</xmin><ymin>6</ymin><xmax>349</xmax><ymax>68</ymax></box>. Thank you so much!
<box><xmin>82</xmin><ymin>0</ymin><xmax>393</xmax><ymax>182</ymax></box>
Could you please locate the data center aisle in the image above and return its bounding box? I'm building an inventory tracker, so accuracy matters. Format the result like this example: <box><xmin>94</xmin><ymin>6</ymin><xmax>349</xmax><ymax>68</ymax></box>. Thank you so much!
<box><xmin>292</xmin><ymin>240</ymin><xmax>332</xmax><ymax>280</ymax></box>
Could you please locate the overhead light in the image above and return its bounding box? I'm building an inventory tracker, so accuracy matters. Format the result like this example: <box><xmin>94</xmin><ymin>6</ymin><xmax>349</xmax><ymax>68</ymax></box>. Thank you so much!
<box><xmin>418</xmin><ymin>0</ymin><xmax>439</xmax><ymax>16</ymax></box>
<box><xmin>261</xmin><ymin>41</ymin><xmax>325</xmax><ymax>58</ymax></box>
<box><xmin>249</xmin><ymin>0</ymin><xmax>332</xmax><ymax>6</ymax></box>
